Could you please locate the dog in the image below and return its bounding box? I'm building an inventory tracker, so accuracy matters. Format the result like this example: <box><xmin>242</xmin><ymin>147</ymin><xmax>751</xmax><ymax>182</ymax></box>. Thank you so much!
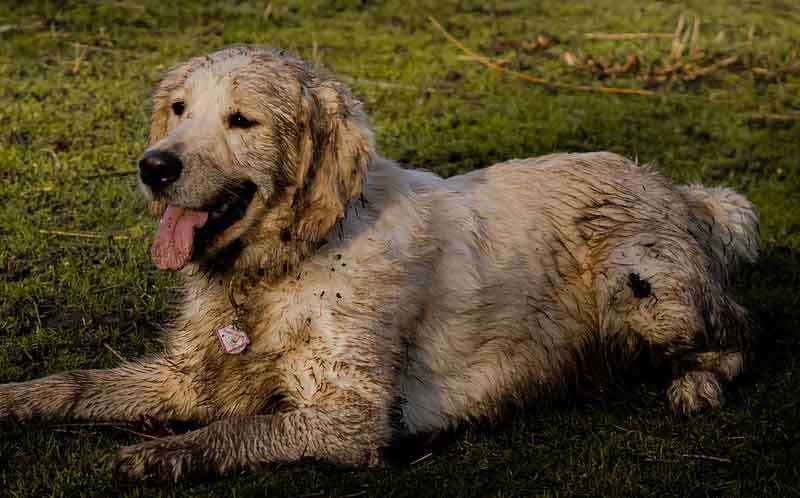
<box><xmin>0</xmin><ymin>46</ymin><xmax>759</xmax><ymax>482</ymax></box>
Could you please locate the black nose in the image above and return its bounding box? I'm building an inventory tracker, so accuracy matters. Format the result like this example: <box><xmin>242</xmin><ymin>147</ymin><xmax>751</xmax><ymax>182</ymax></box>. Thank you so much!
<box><xmin>138</xmin><ymin>150</ymin><xmax>183</xmax><ymax>190</ymax></box>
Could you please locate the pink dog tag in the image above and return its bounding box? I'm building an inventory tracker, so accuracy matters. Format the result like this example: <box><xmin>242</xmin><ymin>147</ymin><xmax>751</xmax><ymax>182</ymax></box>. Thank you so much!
<box><xmin>216</xmin><ymin>325</ymin><xmax>250</xmax><ymax>354</ymax></box>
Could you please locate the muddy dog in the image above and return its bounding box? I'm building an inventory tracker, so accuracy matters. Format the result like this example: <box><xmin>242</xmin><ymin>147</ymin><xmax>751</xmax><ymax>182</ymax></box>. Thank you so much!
<box><xmin>0</xmin><ymin>46</ymin><xmax>759</xmax><ymax>482</ymax></box>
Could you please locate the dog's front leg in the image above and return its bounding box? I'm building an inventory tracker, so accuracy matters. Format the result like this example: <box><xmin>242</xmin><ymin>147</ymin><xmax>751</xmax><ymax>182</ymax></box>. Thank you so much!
<box><xmin>0</xmin><ymin>357</ymin><xmax>197</xmax><ymax>423</ymax></box>
<box><xmin>112</xmin><ymin>402</ymin><xmax>388</xmax><ymax>482</ymax></box>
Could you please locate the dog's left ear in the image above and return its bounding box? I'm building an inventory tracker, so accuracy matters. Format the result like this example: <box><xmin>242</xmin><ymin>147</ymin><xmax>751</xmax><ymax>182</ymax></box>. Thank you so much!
<box><xmin>293</xmin><ymin>80</ymin><xmax>374</xmax><ymax>240</ymax></box>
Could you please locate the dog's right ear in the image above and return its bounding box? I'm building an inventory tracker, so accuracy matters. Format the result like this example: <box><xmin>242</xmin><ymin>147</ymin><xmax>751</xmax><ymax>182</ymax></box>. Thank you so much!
<box><xmin>148</xmin><ymin>62</ymin><xmax>192</xmax><ymax>146</ymax></box>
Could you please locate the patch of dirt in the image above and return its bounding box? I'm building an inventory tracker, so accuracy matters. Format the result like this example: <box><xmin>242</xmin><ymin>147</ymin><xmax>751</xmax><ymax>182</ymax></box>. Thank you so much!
<box><xmin>2</xmin><ymin>256</ymin><xmax>32</xmax><ymax>282</ymax></box>
<box><xmin>41</xmin><ymin>306</ymin><xmax>86</xmax><ymax>329</ymax></box>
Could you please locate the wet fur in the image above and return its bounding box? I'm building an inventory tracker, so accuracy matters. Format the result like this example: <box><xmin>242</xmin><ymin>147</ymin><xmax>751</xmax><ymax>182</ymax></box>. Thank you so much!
<box><xmin>0</xmin><ymin>46</ymin><xmax>760</xmax><ymax>482</ymax></box>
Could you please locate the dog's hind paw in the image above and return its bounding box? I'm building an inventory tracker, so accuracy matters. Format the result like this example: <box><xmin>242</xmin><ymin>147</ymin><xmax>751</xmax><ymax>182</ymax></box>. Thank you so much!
<box><xmin>667</xmin><ymin>370</ymin><xmax>724</xmax><ymax>415</ymax></box>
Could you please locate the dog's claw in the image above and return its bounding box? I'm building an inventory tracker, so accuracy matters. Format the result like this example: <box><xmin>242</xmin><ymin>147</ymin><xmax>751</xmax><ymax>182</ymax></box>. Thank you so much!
<box><xmin>111</xmin><ymin>438</ymin><xmax>206</xmax><ymax>483</ymax></box>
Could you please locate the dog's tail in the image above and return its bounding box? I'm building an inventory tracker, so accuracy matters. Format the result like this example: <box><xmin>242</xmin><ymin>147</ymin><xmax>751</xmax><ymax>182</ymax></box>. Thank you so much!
<box><xmin>679</xmin><ymin>185</ymin><xmax>760</xmax><ymax>275</ymax></box>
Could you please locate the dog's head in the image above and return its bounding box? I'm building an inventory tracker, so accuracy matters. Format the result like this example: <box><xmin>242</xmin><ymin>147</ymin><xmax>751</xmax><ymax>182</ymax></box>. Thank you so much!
<box><xmin>139</xmin><ymin>46</ymin><xmax>373</xmax><ymax>275</ymax></box>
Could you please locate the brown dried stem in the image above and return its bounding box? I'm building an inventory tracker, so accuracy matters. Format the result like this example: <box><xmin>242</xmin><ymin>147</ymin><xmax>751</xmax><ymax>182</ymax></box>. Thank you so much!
<box><xmin>38</xmin><ymin>229</ymin><xmax>130</xmax><ymax>240</ymax></box>
<box><xmin>429</xmin><ymin>16</ymin><xmax>654</xmax><ymax>97</ymax></box>
<box><xmin>584</xmin><ymin>32</ymin><xmax>673</xmax><ymax>40</ymax></box>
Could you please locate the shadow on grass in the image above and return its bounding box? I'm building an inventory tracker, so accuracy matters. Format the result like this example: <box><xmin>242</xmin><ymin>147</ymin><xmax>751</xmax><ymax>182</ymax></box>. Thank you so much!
<box><xmin>740</xmin><ymin>243</ymin><xmax>800</xmax><ymax>382</ymax></box>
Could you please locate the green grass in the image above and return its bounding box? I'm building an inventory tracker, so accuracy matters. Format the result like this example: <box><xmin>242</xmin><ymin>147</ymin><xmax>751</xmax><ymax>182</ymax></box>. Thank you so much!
<box><xmin>1</xmin><ymin>1</ymin><xmax>800</xmax><ymax>496</ymax></box>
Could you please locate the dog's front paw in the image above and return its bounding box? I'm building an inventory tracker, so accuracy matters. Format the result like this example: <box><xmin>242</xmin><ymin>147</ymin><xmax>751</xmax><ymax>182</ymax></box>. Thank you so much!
<box><xmin>667</xmin><ymin>370</ymin><xmax>724</xmax><ymax>415</ymax></box>
<box><xmin>0</xmin><ymin>385</ymin><xmax>9</xmax><ymax>420</ymax></box>
<box><xmin>0</xmin><ymin>383</ymin><xmax>19</xmax><ymax>425</ymax></box>
<box><xmin>0</xmin><ymin>382</ymin><xmax>40</xmax><ymax>425</ymax></box>
<box><xmin>111</xmin><ymin>437</ymin><xmax>208</xmax><ymax>483</ymax></box>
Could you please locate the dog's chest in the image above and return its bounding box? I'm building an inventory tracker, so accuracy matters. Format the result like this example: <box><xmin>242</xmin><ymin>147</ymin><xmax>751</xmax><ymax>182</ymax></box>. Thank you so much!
<box><xmin>176</xmin><ymin>267</ymin><xmax>356</xmax><ymax>419</ymax></box>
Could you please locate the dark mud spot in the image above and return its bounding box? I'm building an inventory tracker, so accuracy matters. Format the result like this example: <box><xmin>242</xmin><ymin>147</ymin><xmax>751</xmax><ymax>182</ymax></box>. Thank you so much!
<box><xmin>628</xmin><ymin>273</ymin><xmax>652</xmax><ymax>299</ymax></box>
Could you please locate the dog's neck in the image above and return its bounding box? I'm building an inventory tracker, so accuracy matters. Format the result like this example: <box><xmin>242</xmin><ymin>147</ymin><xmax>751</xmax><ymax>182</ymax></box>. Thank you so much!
<box><xmin>184</xmin><ymin>189</ymin><xmax>361</xmax><ymax>289</ymax></box>
<box><xmin>180</xmin><ymin>157</ymin><xmax>399</xmax><ymax>292</ymax></box>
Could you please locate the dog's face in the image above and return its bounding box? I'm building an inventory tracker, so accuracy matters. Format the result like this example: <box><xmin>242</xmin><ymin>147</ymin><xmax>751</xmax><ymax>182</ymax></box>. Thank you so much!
<box><xmin>140</xmin><ymin>47</ymin><xmax>373</xmax><ymax>273</ymax></box>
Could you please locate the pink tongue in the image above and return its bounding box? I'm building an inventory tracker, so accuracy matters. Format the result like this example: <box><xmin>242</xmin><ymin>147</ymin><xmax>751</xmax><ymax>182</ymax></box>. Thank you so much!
<box><xmin>151</xmin><ymin>206</ymin><xmax>209</xmax><ymax>271</ymax></box>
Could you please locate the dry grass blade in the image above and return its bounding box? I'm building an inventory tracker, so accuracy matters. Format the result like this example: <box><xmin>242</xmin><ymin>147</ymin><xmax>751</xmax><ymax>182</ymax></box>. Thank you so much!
<box><xmin>113</xmin><ymin>426</ymin><xmax>159</xmax><ymax>440</ymax></box>
<box><xmin>679</xmin><ymin>17</ymin><xmax>693</xmax><ymax>53</ymax></box>
<box><xmin>429</xmin><ymin>16</ymin><xmax>654</xmax><ymax>97</ymax></box>
<box><xmin>52</xmin><ymin>424</ymin><xmax>156</xmax><ymax>441</ymax></box>
<box><xmin>690</xmin><ymin>16</ymin><xmax>702</xmax><ymax>57</ymax></box>
<box><xmin>81</xmin><ymin>169</ymin><xmax>137</xmax><ymax>179</ymax></box>
<box><xmin>312</xmin><ymin>32</ymin><xmax>320</xmax><ymax>66</ymax></box>
<box><xmin>71</xmin><ymin>42</ymin><xmax>88</xmax><ymax>74</ymax></box>
<box><xmin>339</xmin><ymin>75</ymin><xmax>450</xmax><ymax>94</ymax></box>
<box><xmin>0</xmin><ymin>21</ymin><xmax>43</xmax><ymax>34</ymax></box>
<box><xmin>670</xmin><ymin>14</ymin><xmax>686</xmax><ymax>60</ymax></box>
<box><xmin>681</xmin><ymin>453</ymin><xmax>732</xmax><ymax>463</ymax></box>
<box><xmin>747</xmin><ymin>112</ymin><xmax>800</xmax><ymax>121</ymax></box>
<box><xmin>103</xmin><ymin>343</ymin><xmax>126</xmax><ymax>362</ymax></box>
<box><xmin>584</xmin><ymin>32</ymin><xmax>673</xmax><ymax>40</ymax></box>
<box><xmin>410</xmin><ymin>452</ymin><xmax>433</xmax><ymax>465</ymax></box>
<box><xmin>685</xmin><ymin>55</ymin><xmax>739</xmax><ymax>80</ymax></box>
<box><xmin>38</xmin><ymin>229</ymin><xmax>130</xmax><ymax>240</ymax></box>
<box><xmin>72</xmin><ymin>43</ymin><xmax>137</xmax><ymax>55</ymax></box>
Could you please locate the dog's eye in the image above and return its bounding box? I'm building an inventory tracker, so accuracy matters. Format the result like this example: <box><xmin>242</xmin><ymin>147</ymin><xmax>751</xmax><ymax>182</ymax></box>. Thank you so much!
<box><xmin>228</xmin><ymin>112</ymin><xmax>256</xmax><ymax>129</ymax></box>
<box><xmin>172</xmin><ymin>101</ymin><xmax>185</xmax><ymax>116</ymax></box>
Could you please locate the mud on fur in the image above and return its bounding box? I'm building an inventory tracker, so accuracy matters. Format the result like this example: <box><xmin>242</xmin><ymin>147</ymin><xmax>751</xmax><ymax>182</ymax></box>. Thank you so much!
<box><xmin>0</xmin><ymin>46</ymin><xmax>759</xmax><ymax>483</ymax></box>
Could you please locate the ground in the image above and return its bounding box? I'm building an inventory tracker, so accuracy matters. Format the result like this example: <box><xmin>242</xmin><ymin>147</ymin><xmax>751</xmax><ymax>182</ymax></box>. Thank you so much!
<box><xmin>1</xmin><ymin>1</ymin><xmax>799</xmax><ymax>497</ymax></box>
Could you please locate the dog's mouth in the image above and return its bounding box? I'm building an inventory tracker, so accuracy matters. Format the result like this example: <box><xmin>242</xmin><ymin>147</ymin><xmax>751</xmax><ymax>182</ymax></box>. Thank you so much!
<box><xmin>150</xmin><ymin>181</ymin><xmax>257</xmax><ymax>271</ymax></box>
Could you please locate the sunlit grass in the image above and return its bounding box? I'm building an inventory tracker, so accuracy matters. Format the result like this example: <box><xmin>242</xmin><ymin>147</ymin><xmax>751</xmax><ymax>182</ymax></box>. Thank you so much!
<box><xmin>1</xmin><ymin>1</ymin><xmax>799</xmax><ymax>496</ymax></box>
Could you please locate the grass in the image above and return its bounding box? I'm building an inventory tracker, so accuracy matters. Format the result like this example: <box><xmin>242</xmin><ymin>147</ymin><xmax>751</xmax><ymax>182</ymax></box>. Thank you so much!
<box><xmin>1</xmin><ymin>1</ymin><xmax>799</xmax><ymax>496</ymax></box>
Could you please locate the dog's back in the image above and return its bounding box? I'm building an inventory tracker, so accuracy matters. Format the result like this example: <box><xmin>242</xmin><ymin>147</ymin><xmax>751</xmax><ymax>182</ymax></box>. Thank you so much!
<box><xmin>392</xmin><ymin>152</ymin><xmax>758</xmax><ymax>429</ymax></box>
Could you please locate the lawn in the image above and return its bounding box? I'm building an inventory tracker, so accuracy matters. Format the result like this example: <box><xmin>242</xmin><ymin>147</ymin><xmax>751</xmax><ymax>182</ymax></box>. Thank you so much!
<box><xmin>1</xmin><ymin>1</ymin><xmax>799</xmax><ymax>497</ymax></box>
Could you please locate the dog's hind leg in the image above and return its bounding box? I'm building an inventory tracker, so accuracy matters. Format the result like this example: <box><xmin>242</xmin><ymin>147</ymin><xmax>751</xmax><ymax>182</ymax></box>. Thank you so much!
<box><xmin>596</xmin><ymin>235</ymin><xmax>755</xmax><ymax>415</ymax></box>
<box><xmin>663</xmin><ymin>291</ymin><xmax>754</xmax><ymax>415</ymax></box>
<box><xmin>667</xmin><ymin>348</ymin><xmax>746</xmax><ymax>414</ymax></box>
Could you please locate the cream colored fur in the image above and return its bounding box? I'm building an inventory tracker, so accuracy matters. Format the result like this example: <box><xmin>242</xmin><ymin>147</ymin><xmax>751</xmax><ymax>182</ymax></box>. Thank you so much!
<box><xmin>0</xmin><ymin>46</ymin><xmax>759</xmax><ymax>482</ymax></box>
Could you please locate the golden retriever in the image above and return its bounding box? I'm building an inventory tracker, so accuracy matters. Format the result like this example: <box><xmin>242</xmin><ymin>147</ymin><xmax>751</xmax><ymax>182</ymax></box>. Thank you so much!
<box><xmin>0</xmin><ymin>46</ymin><xmax>759</xmax><ymax>482</ymax></box>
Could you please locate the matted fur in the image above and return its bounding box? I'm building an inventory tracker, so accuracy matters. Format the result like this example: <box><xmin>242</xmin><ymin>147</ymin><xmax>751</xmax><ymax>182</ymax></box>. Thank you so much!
<box><xmin>0</xmin><ymin>46</ymin><xmax>759</xmax><ymax>482</ymax></box>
